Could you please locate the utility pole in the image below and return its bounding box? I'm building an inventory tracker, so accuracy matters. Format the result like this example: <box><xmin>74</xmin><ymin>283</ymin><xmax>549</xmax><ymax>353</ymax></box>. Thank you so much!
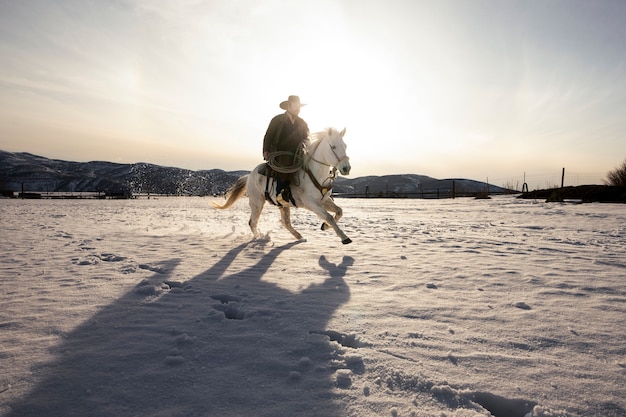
<box><xmin>522</xmin><ymin>172</ymin><xmax>529</xmax><ymax>193</ymax></box>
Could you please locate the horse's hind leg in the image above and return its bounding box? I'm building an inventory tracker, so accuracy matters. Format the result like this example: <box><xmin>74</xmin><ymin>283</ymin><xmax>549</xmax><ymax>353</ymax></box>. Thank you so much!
<box><xmin>280</xmin><ymin>207</ymin><xmax>303</xmax><ymax>240</ymax></box>
<box><xmin>248</xmin><ymin>198</ymin><xmax>264</xmax><ymax>238</ymax></box>
<box><xmin>321</xmin><ymin>198</ymin><xmax>343</xmax><ymax>231</ymax></box>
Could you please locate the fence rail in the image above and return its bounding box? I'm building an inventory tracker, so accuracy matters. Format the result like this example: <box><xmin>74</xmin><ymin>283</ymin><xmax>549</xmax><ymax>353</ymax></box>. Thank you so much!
<box><xmin>334</xmin><ymin>190</ymin><xmax>515</xmax><ymax>199</ymax></box>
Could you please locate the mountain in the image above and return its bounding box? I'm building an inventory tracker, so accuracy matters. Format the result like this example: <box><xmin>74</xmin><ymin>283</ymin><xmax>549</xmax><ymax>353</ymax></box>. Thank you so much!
<box><xmin>0</xmin><ymin>150</ymin><xmax>509</xmax><ymax>198</ymax></box>
<box><xmin>0</xmin><ymin>150</ymin><xmax>246</xmax><ymax>197</ymax></box>
<box><xmin>332</xmin><ymin>174</ymin><xmax>507</xmax><ymax>198</ymax></box>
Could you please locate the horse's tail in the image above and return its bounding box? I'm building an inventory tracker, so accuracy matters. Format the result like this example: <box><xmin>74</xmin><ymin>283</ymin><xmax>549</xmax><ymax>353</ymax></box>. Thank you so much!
<box><xmin>212</xmin><ymin>175</ymin><xmax>248</xmax><ymax>209</ymax></box>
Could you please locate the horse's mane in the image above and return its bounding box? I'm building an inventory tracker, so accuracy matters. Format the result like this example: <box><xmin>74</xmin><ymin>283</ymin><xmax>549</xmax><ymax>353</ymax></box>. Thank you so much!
<box><xmin>307</xmin><ymin>127</ymin><xmax>336</xmax><ymax>155</ymax></box>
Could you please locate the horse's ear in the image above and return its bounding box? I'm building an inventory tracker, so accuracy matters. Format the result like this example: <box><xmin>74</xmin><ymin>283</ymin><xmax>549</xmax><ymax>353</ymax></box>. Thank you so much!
<box><xmin>340</xmin><ymin>127</ymin><xmax>346</xmax><ymax>137</ymax></box>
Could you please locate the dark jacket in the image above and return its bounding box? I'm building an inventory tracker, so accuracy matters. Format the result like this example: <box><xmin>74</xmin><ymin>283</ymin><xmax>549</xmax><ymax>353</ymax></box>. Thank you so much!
<box><xmin>263</xmin><ymin>112</ymin><xmax>309</xmax><ymax>156</ymax></box>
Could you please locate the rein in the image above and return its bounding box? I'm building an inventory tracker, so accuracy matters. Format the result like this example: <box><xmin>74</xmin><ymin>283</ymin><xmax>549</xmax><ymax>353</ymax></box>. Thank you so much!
<box><xmin>304</xmin><ymin>142</ymin><xmax>347</xmax><ymax>198</ymax></box>
<box><xmin>305</xmin><ymin>163</ymin><xmax>336</xmax><ymax>197</ymax></box>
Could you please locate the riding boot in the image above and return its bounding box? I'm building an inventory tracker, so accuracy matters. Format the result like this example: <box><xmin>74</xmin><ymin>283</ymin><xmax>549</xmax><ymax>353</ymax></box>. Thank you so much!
<box><xmin>275</xmin><ymin>175</ymin><xmax>283</xmax><ymax>197</ymax></box>
<box><xmin>281</xmin><ymin>179</ymin><xmax>292</xmax><ymax>203</ymax></box>
<box><xmin>275</xmin><ymin>173</ymin><xmax>294</xmax><ymax>205</ymax></box>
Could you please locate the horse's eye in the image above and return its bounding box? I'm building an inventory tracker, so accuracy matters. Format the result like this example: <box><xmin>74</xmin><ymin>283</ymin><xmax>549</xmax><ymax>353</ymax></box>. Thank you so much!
<box><xmin>330</xmin><ymin>145</ymin><xmax>336</xmax><ymax>150</ymax></box>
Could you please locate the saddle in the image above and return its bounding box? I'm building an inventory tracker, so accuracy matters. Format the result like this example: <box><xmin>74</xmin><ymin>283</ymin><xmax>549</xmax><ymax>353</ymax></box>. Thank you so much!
<box><xmin>258</xmin><ymin>163</ymin><xmax>296</xmax><ymax>207</ymax></box>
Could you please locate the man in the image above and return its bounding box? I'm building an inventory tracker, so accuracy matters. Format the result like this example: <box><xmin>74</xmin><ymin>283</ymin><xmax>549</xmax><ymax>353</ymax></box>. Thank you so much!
<box><xmin>262</xmin><ymin>95</ymin><xmax>310</xmax><ymax>204</ymax></box>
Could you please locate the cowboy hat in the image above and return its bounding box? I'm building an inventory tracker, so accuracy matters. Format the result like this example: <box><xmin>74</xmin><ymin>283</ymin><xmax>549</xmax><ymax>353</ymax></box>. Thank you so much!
<box><xmin>279</xmin><ymin>95</ymin><xmax>306</xmax><ymax>110</ymax></box>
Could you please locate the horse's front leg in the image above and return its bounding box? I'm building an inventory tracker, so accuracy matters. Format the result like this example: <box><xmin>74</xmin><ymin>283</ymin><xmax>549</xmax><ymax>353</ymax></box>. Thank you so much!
<box><xmin>320</xmin><ymin>198</ymin><xmax>343</xmax><ymax>231</ymax></box>
<box><xmin>308</xmin><ymin>203</ymin><xmax>351</xmax><ymax>244</ymax></box>
<box><xmin>279</xmin><ymin>207</ymin><xmax>303</xmax><ymax>240</ymax></box>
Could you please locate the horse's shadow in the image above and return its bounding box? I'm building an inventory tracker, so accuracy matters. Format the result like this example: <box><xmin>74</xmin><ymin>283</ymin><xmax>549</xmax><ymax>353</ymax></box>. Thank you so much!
<box><xmin>5</xmin><ymin>241</ymin><xmax>354</xmax><ymax>417</ymax></box>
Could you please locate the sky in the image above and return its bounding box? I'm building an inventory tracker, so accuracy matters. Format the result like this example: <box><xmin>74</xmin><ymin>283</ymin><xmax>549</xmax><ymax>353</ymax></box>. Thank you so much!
<box><xmin>1</xmin><ymin>0</ymin><xmax>626</xmax><ymax>188</ymax></box>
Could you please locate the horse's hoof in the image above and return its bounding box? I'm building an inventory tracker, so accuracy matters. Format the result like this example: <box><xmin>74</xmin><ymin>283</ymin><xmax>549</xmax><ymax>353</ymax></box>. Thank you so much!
<box><xmin>321</xmin><ymin>223</ymin><xmax>328</xmax><ymax>231</ymax></box>
<box><xmin>342</xmin><ymin>238</ymin><xmax>352</xmax><ymax>245</ymax></box>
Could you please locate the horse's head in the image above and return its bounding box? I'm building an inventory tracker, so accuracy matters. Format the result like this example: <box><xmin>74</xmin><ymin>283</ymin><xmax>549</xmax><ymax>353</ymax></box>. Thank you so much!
<box><xmin>312</xmin><ymin>127</ymin><xmax>351</xmax><ymax>176</ymax></box>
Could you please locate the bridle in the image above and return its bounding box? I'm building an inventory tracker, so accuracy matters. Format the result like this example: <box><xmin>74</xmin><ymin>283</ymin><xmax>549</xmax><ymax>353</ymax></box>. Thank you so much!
<box><xmin>304</xmin><ymin>141</ymin><xmax>349</xmax><ymax>198</ymax></box>
<box><xmin>307</xmin><ymin>143</ymin><xmax>349</xmax><ymax>169</ymax></box>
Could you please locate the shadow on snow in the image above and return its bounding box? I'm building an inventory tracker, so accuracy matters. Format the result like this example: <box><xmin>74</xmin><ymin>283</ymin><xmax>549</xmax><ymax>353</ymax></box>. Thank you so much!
<box><xmin>6</xmin><ymin>240</ymin><xmax>353</xmax><ymax>417</ymax></box>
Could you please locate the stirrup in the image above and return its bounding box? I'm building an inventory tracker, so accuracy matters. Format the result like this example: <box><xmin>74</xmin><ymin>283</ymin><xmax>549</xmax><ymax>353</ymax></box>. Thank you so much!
<box><xmin>277</xmin><ymin>184</ymin><xmax>295</xmax><ymax>207</ymax></box>
<box><xmin>281</xmin><ymin>186</ymin><xmax>291</xmax><ymax>202</ymax></box>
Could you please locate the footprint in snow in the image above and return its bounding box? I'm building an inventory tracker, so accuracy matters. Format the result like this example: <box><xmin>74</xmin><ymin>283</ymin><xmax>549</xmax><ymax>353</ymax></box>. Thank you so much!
<box><xmin>99</xmin><ymin>253</ymin><xmax>127</xmax><ymax>262</ymax></box>
<box><xmin>138</xmin><ymin>264</ymin><xmax>166</xmax><ymax>274</ymax></box>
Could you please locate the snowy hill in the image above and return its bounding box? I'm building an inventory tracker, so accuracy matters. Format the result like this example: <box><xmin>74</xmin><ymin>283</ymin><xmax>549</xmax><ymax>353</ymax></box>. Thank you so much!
<box><xmin>333</xmin><ymin>175</ymin><xmax>508</xmax><ymax>198</ymax></box>
<box><xmin>0</xmin><ymin>150</ymin><xmax>509</xmax><ymax>197</ymax></box>
<box><xmin>0</xmin><ymin>150</ymin><xmax>243</xmax><ymax>196</ymax></box>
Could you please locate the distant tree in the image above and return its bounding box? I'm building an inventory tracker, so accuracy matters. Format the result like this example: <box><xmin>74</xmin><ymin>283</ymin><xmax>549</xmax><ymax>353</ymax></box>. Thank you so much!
<box><xmin>606</xmin><ymin>158</ymin><xmax>626</xmax><ymax>186</ymax></box>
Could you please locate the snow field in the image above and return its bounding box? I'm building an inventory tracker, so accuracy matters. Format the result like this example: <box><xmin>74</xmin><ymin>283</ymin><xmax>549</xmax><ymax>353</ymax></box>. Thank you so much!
<box><xmin>1</xmin><ymin>196</ymin><xmax>625</xmax><ymax>416</ymax></box>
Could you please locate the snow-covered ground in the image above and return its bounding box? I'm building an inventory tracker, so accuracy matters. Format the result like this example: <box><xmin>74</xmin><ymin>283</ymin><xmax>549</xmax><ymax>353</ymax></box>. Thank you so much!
<box><xmin>1</xmin><ymin>196</ymin><xmax>625</xmax><ymax>417</ymax></box>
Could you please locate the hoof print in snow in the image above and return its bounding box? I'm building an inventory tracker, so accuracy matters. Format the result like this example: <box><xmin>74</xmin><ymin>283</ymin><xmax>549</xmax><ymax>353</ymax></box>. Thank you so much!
<box><xmin>426</xmin><ymin>283</ymin><xmax>438</xmax><ymax>289</ymax></box>
<box><xmin>212</xmin><ymin>304</ymin><xmax>245</xmax><ymax>320</ymax></box>
<box><xmin>135</xmin><ymin>282</ymin><xmax>160</xmax><ymax>296</ymax></box>
<box><xmin>466</xmin><ymin>391</ymin><xmax>537</xmax><ymax>417</ymax></box>
<box><xmin>120</xmin><ymin>265</ymin><xmax>136</xmax><ymax>274</ymax></box>
<box><xmin>210</xmin><ymin>294</ymin><xmax>241</xmax><ymax>304</ymax></box>
<box><xmin>138</xmin><ymin>264</ymin><xmax>166</xmax><ymax>274</ymax></box>
<box><xmin>288</xmin><ymin>371</ymin><xmax>302</xmax><ymax>382</ymax></box>
<box><xmin>335</xmin><ymin>369</ymin><xmax>353</xmax><ymax>389</ymax></box>
<box><xmin>164</xmin><ymin>355</ymin><xmax>185</xmax><ymax>366</ymax></box>
<box><xmin>175</xmin><ymin>333</ymin><xmax>194</xmax><ymax>345</ymax></box>
<box><xmin>309</xmin><ymin>330</ymin><xmax>363</xmax><ymax>349</ymax></box>
<box><xmin>343</xmin><ymin>353</ymin><xmax>365</xmax><ymax>374</ymax></box>
<box><xmin>164</xmin><ymin>280</ymin><xmax>185</xmax><ymax>289</ymax></box>
<box><xmin>75</xmin><ymin>257</ymin><xmax>98</xmax><ymax>266</ymax></box>
<box><xmin>99</xmin><ymin>253</ymin><xmax>126</xmax><ymax>262</ymax></box>
<box><xmin>513</xmin><ymin>301</ymin><xmax>532</xmax><ymax>310</ymax></box>
<box><xmin>298</xmin><ymin>356</ymin><xmax>312</xmax><ymax>369</ymax></box>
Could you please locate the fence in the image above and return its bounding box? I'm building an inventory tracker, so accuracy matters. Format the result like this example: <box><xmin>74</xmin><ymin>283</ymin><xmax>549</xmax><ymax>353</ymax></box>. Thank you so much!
<box><xmin>335</xmin><ymin>184</ymin><xmax>513</xmax><ymax>199</ymax></box>
<box><xmin>489</xmin><ymin>170</ymin><xmax>606</xmax><ymax>192</ymax></box>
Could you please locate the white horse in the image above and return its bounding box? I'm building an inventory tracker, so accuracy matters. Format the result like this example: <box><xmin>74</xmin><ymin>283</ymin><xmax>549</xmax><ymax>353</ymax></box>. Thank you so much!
<box><xmin>213</xmin><ymin>127</ymin><xmax>352</xmax><ymax>244</ymax></box>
